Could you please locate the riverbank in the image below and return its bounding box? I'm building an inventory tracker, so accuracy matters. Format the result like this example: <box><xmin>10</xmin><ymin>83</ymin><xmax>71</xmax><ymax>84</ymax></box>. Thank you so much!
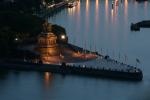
<box><xmin>0</xmin><ymin>59</ymin><xmax>143</xmax><ymax>81</ymax></box>
<box><xmin>0</xmin><ymin>42</ymin><xmax>143</xmax><ymax>81</ymax></box>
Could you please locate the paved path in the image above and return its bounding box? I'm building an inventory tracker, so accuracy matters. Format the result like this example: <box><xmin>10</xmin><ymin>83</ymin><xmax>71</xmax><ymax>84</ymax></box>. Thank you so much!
<box><xmin>74</xmin><ymin>56</ymin><xmax>140</xmax><ymax>73</ymax></box>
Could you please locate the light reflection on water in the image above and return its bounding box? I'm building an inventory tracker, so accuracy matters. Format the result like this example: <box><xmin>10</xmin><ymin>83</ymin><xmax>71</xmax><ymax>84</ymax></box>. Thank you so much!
<box><xmin>44</xmin><ymin>72</ymin><xmax>53</xmax><ymax>89</ymax></box>
<box><xmin>0</xmin><ymin>0</ymin><xmax>150</xmax><ymax>100</ymax></box>
<box><xmin>95</xmin><ymin>0</ymin><xmax>99</xmax><ymax>32</ymax></box>
<box><xmin>49</xmin><ymin>0</ymin><xmax>150</xmax><ymax>99</ymax></box>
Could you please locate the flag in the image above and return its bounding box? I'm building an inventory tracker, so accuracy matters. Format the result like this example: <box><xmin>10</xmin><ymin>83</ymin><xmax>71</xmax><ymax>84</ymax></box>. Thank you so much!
<box><xmin>136</xmin><ymin>58</ymin><xmax>140</xmax><ymax>63</ymax></box>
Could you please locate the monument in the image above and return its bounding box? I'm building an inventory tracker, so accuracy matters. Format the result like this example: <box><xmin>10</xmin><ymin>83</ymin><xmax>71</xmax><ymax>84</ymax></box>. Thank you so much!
<box><xmin>35</xmin><ymin>20</ymin><xmax>60</xmax><ymax>63</ymax></box>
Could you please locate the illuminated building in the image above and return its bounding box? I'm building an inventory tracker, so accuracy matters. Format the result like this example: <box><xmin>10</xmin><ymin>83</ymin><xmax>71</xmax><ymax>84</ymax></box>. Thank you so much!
<box><xmin>35</xmin><ymin>32</ymin><xmax>60</xmax><ymax>63</ymax></box>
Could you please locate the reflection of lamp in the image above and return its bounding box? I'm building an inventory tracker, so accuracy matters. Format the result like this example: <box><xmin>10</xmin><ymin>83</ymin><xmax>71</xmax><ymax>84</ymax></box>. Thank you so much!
<box><xmin>61</xmin><ymin>35</ymin><xmax>66</xmax><ymax>40</ymax></box>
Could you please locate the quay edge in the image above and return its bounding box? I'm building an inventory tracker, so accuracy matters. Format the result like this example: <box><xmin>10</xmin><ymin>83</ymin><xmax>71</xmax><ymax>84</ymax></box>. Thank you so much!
<box><xmin>0</xmin><ymin>62</ymin><xmax>143</xmax><ymax>81</ymax></box>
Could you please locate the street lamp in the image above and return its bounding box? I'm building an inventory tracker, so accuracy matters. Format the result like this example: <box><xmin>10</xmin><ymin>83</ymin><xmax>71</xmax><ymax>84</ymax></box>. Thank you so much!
<box><xmin>15</xmin><ymin>37</ymin><xmax>18</xmax><ymax>41</ymax></box>
<box><xmin>61</xmin><ymin>35</ymin><xmax>66</xmax><ymax>40</ymax></box>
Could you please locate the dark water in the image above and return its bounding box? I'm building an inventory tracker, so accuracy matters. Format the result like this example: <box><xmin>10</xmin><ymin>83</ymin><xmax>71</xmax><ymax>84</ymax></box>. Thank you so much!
<box><xmin>1</xmin><ymin>0</ymin><xmax>150</xmax><ymax>100</ymax></box>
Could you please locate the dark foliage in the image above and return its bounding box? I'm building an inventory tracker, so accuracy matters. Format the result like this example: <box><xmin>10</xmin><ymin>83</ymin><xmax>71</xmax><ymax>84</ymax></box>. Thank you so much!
<box><xmin>52</xmin><ymin>24</ymin><xmax>66</xmax><ymax>36</ymax></box>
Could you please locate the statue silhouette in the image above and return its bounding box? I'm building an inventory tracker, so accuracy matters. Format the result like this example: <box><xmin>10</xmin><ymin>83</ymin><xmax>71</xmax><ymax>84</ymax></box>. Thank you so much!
<box><xmin>42</xmin><ymin>20</ymin><xmax>52</xmax><ymax>32</ymax></box>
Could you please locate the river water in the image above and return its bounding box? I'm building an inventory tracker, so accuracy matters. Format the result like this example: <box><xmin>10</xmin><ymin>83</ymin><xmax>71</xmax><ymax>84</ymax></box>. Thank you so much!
<box><xmin>0</xmin><ymin>0</ymin><xmax>150</xmax><ymax>100</ymax></box>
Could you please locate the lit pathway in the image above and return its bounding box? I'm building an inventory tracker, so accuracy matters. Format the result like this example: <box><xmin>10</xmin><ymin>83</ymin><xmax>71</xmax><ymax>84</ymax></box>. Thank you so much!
<box><xmin>73</xmin><ymin>56</ymin><xmax>140</xmax><ymax>73</ymax></box>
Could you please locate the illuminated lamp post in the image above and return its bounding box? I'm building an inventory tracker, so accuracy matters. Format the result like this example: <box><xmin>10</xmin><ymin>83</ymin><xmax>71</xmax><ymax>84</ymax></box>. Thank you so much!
<box><xmin>14</xmin><ymin>37</ymin><xmax>20</xmax><ymax>43</ymax></box>
<box><xmin>61</xmin><ymin>34</ymin><xmax>66</xmax><ymax>40</ymax></box>
<box><xmin>15</xmin><ymin>38</ymin><xmax>18</xmax><ymax>41</ymax></box>
<box><xmin>59</xmin><ymin>34</ymin><xmax>68</xmax><ymax>43</ymax></box>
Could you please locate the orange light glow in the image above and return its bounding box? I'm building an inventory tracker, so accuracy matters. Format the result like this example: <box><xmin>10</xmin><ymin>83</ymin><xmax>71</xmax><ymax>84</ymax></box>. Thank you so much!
<box><xmin>111</xmin><ymin>9</ymin><xmax>114</xmax><ymax>17</ymax></box>
<box><xmin>76</xmin><ymin>0</ymin><xmax>81</xmax><ymax>31</ymax></box>
<box><xmin>95</xmin><ymin>0</ymin><xmax>99</xmax><ymax>31</ymax></box>
<box><xmin>44</xmin><ymin>72</ymin><xmax>53</xmax><ymax>88</ymax></box>
<box><xmin>77</xmin><ymin>0</ymin><xmax>80</xmax><ymax>14</ymax></box>
<box><xmin>124</xmin><ymin>0</ymin><xmax>128</xmax><ymax>23</ymax></box>
<box><xmin>144</xmin><ymin>1</ymin><xmax>148</xmax><ymax>16</ymax></box>
<box><xmin>68</xmin><ymin>6</ymin><xmax>76</xmax><ymax>16</ymax></box>
<box><xmin>95</xmin><ymin>0</ymin><xmax>99</xmax><ymax>12</ymax></box>
<box><xmin>86</xmin><ymin>0</ymin><xmax>89</xmax><ymax>15</ymax></box>
<box><xmin>85</xmin><ymin>0</ymin><xmax>90</xmax><ymax>35</ymax></box>
<box><xmin>114</xmin><ymin>0</ymin><xmax>119</xmax><ymax>17</ymax></box>
<box><xmin>105</xmin><ymin>0</ymin><xmax>109</xmax><ymax>18</ymax></box>
<box><xmin>45</xmin><ymin>72</ymin><xmax>50</xmax><ymax>81</ymax></box>
<box><xmin>61</xmin><ymin>35</ymin><xmax>66</xmax><ymax>39</ymax></box>
<box><xmin>124</xmin><ymin>0</ymin><xmax>128</xmax><ymax>16</ymax></box>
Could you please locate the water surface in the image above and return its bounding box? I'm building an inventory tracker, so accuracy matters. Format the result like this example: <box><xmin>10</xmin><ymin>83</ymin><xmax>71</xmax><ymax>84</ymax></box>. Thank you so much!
<box><xmin>1</xmin><ymin>0</ymin><xmax>150</xmax><ymax>100</ymax></box>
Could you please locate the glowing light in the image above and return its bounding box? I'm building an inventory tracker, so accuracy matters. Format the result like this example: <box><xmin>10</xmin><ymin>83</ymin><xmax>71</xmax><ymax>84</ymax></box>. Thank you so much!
<box><xmin>85</xmin><ymin>0</ymin><xmax>90</xmax><ymax>38</ymax></box>
<box><xmin>44</xmin><ymin>72</ymin><xmax>53</xmax><ymax>88</ymax></box>
<box><xmin>68</xmin><ymin>6</ymin><xmax>75</xmax><ymax>16</ymax></box>
<box><xmin>76</xmin><ymin>0</ymin><xmax>81</xmax><ymax>32</ymax></box>
<box><xmin>111</xmin><ymin>8</ymin><xmax>114</xmax><ymax>23</ymax></box>
<box><xmin>105</xmin><ymin>0</ymin><xmax>109</xmax><ymax>21</ymax></box>
<box><xmin>86</xmin><ymin>0</ymin><xmax>89</xmax><ymax>14</ymax></box>
<box><xmin>15</xmin><ymin>38</ymin><xmax>18</xmax><ymax>41</ymax></box>
<box><xmin>111</xmin><ymin>9</ymin><xmax>114</xmax><ymax>16</ymax></box>
<box><xmin>124</xmin><ymin>0</ymin><xmax>128</xmax><ymax>22</ymax></box>
<box><xmin>105</xmin><ymin>0</ymin><xmax>109</xmax><ymax>10</ymax></box>
<box><xmin>95</xmin><ymin>0</ymin><xmax>99</xmax><ymax>11</ymax></box>
<box><xmin>61</xmin><ymin>35</ymin><xmax>66</xmax><ymax>39</ymax></box>
<box><xmin>77</xmin><ymin>0</ymin><xmax>80</xmax><ymax>14</ymax></box>
<box><xmin>95</xmin><ymin>0</ymin><xmax>99</xmax><ymax>31</ymax></box>
<box><xmin>45</xmin><ymin>72</ymin><xmax>50</xmax><ymax>81</ymax></box>
<box><xmin>124</xmin><ymin>0</ymin><xmax>128</xmax><ymax>14</ymax></box>
<box><xmin>60</xmin><ymin>53</ymin><xmax>64</xmax><ymax>59</ymax></box>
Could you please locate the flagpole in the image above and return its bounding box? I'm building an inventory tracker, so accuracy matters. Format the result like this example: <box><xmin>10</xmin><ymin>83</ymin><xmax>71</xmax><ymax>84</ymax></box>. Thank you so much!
<box><xmin>101</xmin><ymin>48</ymin><xmax>102</xmax><ymax>54</ymax></box>
<box><xmin>124</xmin><ymin>54</ymin><xmax>127</xmax><ymax>64</ymax></box>
<box><xmin>118</xmin><ymin>52</ymin><xmax>120</xmax><ymax>60</ymax></box>
<box><xmin>136</xmin><ymin>58</ymin><xmax>140</xmax><ymax>67</ymax></box>
<box><xmin>112</xmin><ymin>50</ymin><xmax>115</xmax><ymax>59</ymax></box>
<box><xmin>89</xmin><ymin>43</ymin><xmax>91</xmax><ymax>54</ymax></box>
<box><xmin>106</xmin><ymin>49</ymin><xmax>108</xmax><ymax>55</ymax></box>
<box><xmin>95</xmin><ymin>44</ymin><xmax>96</xmax><ymax>52</ymax></box>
